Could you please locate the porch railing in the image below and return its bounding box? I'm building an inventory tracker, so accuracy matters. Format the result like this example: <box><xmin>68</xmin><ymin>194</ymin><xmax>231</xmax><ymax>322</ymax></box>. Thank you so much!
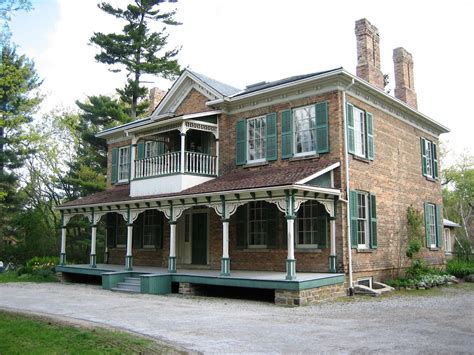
<box><xmin>134</xmin><ymin>151</ymin><xmax>217</xmax><ymax>179</ymax></box>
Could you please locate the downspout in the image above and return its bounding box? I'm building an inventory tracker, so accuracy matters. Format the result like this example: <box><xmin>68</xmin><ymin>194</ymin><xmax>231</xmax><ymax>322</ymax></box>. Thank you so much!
<box><xmin>342</xmin><ymin>78</ymin><xmax>355</xmax><ymax>294</ymax></box>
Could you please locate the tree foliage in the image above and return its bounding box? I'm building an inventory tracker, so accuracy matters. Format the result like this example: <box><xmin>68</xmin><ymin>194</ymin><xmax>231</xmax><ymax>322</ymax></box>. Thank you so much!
<box><xmin>90</xmin><ymin>0</ymin><xmax>181</xmax><ymax>118</ymax></box>
<box><xmin>0</xmin><ymin>0</ymin><xmax>32</xmax><ymax>44</ymax></box>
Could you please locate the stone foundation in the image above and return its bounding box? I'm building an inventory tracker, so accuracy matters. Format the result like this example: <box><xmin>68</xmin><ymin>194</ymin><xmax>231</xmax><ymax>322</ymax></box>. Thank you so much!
<box><xmin>275</xmin><ymin>283</ymin><xmax>346</xmax><ymax>306</ymax></box>
<box><xmin>178</xmin><ymin>282</ymin><xmax>204</xmax><ymax>296</ymax></box>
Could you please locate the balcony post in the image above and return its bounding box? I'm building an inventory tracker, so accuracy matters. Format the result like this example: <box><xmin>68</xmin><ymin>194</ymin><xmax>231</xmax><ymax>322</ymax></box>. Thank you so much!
<box><xmin>180</xmin><ymin>123</ymin><xmax>186</xmax><ymax>173</ymax></box>
<box><xmin>215</xmin><ymin>138</ymin><xmax>219</xmax><ymax>176</ymax></box>
<box><xmin>130</xmin><ymin>137</ymin><xmax>137</xmax><ymax>180</ymax></box>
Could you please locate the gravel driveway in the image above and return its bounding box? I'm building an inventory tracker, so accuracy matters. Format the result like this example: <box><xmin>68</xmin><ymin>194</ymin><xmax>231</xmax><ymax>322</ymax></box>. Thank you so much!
<box><xmin>0</xmin><ymin>282</ymin><xmax>473</xmax><ymax>353</ymax></box>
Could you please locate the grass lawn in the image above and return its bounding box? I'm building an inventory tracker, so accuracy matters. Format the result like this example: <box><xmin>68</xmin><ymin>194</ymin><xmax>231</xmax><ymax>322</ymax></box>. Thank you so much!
<box><xmin>0</xmin><ymin>271</ymin><xmax>58</xmax><ymax>283</ymax></box>
<box><xmin>0</xmin><ymin>311</ymin><xmax>182</xmax><ymax>354</ymax></box>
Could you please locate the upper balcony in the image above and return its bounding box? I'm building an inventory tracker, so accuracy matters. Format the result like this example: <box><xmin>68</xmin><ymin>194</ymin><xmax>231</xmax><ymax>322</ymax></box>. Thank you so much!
<box><xmin>122</xmin><ymin>115</ymin><xmax>219</xmax><ymax>197</ymax></box>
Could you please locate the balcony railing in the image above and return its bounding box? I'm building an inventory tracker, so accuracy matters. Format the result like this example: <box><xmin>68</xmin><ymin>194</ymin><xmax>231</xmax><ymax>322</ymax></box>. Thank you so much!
<box><xmin>134</xmin><ymin>151</ymin><xmax>217</xmax><ymax>179</ymax></box>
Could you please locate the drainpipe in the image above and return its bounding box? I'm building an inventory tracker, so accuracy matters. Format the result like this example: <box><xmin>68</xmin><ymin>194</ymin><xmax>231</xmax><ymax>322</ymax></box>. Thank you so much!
<box><xmin>342</xmin><ymin>78</ymin><xmax>355</xmax><ymax>294</ymax></box>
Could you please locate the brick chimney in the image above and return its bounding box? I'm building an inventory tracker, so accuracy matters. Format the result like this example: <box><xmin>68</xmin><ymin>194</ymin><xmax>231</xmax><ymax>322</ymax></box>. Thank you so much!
<box><xmin>148</xmin><ymin>87</ymin><xmax>166</xmax><ymax>115</ymax></box>
<box><xmin>355</xmin><ymin>18</ymin><xmax>385</xmax><ymax>90</ymax></box>
<box><xmin>393</xmin><ymin>47</ymin><xmax>418</xmax><ymax>109</ymax></box>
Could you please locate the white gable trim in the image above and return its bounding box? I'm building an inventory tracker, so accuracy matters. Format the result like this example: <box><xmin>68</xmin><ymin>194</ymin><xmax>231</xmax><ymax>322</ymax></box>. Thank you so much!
<box><xmin>296</xmin><ymin>162</ymin><xmax>341</xmax><ymax>184</ymax></box>
<box><xmin>151</xmin><ymin>70</ymin><xmax>223</xmax><ymax>118</ymax></box>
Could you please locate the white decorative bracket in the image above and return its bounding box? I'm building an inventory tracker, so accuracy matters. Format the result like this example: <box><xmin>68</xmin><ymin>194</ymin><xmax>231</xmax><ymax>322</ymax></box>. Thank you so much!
<box><xmin>207</xmin><ymin>201</ymin><xmax>246</xmax><ymax>220</ymax></box>
<box><xmin>318</xmin><ymin>200</ymin><xmax>335</xmax><ymax>217</ymax></box>
<box><xmin>267</xmin><ymin>199</ymin><xmax>287</xmax><ymax>214</ymax></box>
<box><xmin>158</xmin><ymin>205</ymin><xmax>190</xmax><ymax>222</ymax></box>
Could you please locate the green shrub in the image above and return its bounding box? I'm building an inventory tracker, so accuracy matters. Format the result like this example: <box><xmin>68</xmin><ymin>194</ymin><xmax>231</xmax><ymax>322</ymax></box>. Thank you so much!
<box><xmin>447</xmin><ymin>259</ymin><xmax>474</xmax><ymax>278</ymax></box>
<box><xmin>21</xmin><ymin>256</ymin><xmax>59</xmax><ymax>277</ymax></box>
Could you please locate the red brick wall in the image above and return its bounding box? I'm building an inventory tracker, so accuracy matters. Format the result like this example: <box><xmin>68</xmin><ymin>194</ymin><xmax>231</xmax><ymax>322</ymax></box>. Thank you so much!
<box><xmin>175</xmin><ymin>88</ymin><xmax>212</xmax><ymax>115</ymax></box>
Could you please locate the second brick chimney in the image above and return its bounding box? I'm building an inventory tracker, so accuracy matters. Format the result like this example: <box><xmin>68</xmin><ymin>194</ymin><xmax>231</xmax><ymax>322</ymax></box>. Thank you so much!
<box><xmin>148</xmin><ymin>87</ymin><xmax>166</xmax><ymax>115</ymax></box>
<box><xmin>355</xmin><ymin>19</ymin><xmax>385</xmax><ymax>90</ymax></box>
<box><xmin>393</xmin><ymin>47</ymin><xmax>418</xmax><ymax>109</ymax></box>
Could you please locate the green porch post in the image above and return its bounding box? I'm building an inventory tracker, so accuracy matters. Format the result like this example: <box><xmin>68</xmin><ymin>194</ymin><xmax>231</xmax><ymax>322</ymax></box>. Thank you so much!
<box><xmin>59</xmin><ymin>212</ymin><xmax>67</xmax><ymax>265</ymax></box>
<box><xmin>285</xmin><ymin>190</ymin><xmax>296</xmax><ymax>280</ymax></box>
<box><xmin>168</xmin><ymin>221</ymin><xmax>177</xmax><ymax>273</ymax></box>
<box><xmin>90</xmin><ymin>224</ymin><xmax>97</xmax><ymax>268</ymax></box>
<box><xmin>125</xmin><ymin>208</ymin><xmax>133</xmax><ymax>271</ymax></box>
<box><xmin>221</xmin><ymin>219</ymin><xmax>230</xmax><ymax>276</ymax></box>
<box><xmin>328</xmin><ymin>198</ymin><xmax>337</xmax><ymax>273</ymax></box>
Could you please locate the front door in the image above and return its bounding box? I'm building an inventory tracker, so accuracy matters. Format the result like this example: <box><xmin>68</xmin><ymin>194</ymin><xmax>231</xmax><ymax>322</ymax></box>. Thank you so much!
<box><xmin>191</xmin><ymin>212</ymin><xmax>208</xmax><ymax>265</ymax></box>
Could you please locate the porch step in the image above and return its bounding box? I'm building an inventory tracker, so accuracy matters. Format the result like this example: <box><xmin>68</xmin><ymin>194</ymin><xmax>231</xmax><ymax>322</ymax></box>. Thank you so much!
<box><xmin>112</xmin><ymin>277</ymin><xmax>141</xmax><ymax>293</ymax></box>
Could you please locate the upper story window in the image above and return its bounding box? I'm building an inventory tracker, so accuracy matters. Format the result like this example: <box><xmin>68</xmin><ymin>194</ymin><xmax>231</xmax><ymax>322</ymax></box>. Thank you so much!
<box><xmin>145</xmin><ymin>141</ymin><xmax>158</xmax><ymax>158</ymax></box>
<box><xmin>421</xmin><ymin>138</ymin><xmax>438</xmax><ymax>180</ymax></box>
<box><xmin>293</xmin><ymin>105</ymin><xmax>316</xmax><ymax>156</ymax></box>
<box><xmin>424</xmin><ymin>202</ymin><xmax>441</xmax><ymax>249</ymax></box>
<box><xmin>247</xmin><ymin>116</ymin><xmax>266</xmax><ymax>163</ymax></box>
<box><xmin>346</xmin><ymin>103</ymin><xmax>374</xmax><ymax>160</ymax></box>
<box><xmin>350</xmin><ymin>190</ymin><xmax>377</xmax><ymax>249</ymax></box>
<box><xmin>118</xmin><ymin>146</ymin><xmax>130</xmax><ymax>182</ymax></box>
<box><xmin>236</xmin><ymin>113</ymin><xmax>277</xmax><ymax>165</ymax></box>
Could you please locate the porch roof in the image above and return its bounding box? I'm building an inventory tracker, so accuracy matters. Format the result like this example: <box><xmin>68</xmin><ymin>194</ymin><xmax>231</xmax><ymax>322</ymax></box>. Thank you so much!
<box><xmin>59</xmin><ymin>159</ymin><xmax>340</xmax><ymax>209</ymax></box>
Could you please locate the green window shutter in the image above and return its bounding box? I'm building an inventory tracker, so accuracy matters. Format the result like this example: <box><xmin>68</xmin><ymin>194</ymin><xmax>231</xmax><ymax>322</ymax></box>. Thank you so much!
<box><xmin>424</xmin><ymin>202</ymin><xmax>430</xmax><ymax>247</ymax></box>
<box><xmin>266</xmin><ymin>113</ymin><xmax>277</xmax><ymax>161</ymax></box>
<box><xmin>315</xmin><ymin>102</ymin><xmax>329</xmax><ymax>153</ymax></box>
<box><xmin>369</xmin><ymin>193</ymin><xmax>378</xmax><ymax>249</ymax></box>
<box><xmin>236</xmin><ymin>119</ymin><xmax>247</xmax><ymax>165</ymax></box>
<box><xmin>157</xmin><ymin>141</ymin><xmax>165</xmax><ymax>155</ymax></box>
<box><xmin>137</xmin><ymin>142</ymin><xmax>145</xmax><ymax>159</ymax></box>
<box><xmin>316</xmin><ymin>216</ymin><xmax>328</xmax><ymax>248</ymax></box>
<box><xmin>350</xmin><ymin>190</ymin><xmax>358</xmax><ymax>248</ymax></box>
<box><xmin>366</xmin><ymin>112</ymin><xmax>375</xmax><ymax>160</ymax></box>
<box><xmin>111</xmin><ymin>148</ymin><xmax>118</xmax><ymax>184</ymax></box>
<box><xmin>236</xmin><ymin>204</ymin><xmax>248</xmax><ymax>249</ymax></box>
<box><xmin>346</xmin><ymin>103</ymin><xmax>355</xmax><ymax>154</ymax></box>
<box><xmin>433</xmin><ymin>142</ymin><xmax>439</xmax><ymax>179</ymax></box>
<box><xmin>281</xmin><ymin>110</ymin><xmax>293</xmax><ymax>159</ymax></box>
<box><xmin>436</xmin><ymin>204</ymin><xmax>442</xmax><ymax>248</ymax></box>
<box><xmin>265</xmin><ymin>202</ymin><xmax>278</xmax><ymax>248</ymax></box>
<box><xmin>420</xmin><ymin>138</ymin><xmax>427</xmax><ymax>177</ymax></box>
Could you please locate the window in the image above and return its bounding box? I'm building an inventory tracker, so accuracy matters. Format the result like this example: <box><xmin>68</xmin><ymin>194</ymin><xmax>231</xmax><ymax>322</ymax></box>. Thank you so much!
<box><xmin>118</xmin><ymin>146</ymin><xmax>130</xmax><ymax>182</ymax></box>
<box><xmin>421</xmin><ymin>138</ymin><xmax>438</xmax><ymax>180</ymax></box>
<box><xmin>346</xmin><ymin>103</ymin><xmax>374</xmax><ymax>160</ymax></box>
<box><xmin>106</xmin><ymin>213</ymin><xmax>127</xmax><ymax>247</ymax></box>
<box><xmin>143</xmin><ymin>210</ymin><xmax>160</xmax><ymax>248</ymax></box>
<box><xmin>357</xmin><ymin>192</ymin><xmax>369</xmax><ymax>248</ymax></box>
<box><xmin>444</xmin><ymin>228</ymin><xmax>452</xmax><ymax>253</ymax></box>
<box><xmin>247</xmin><ymin>116</ymin><xmax>266</xmax><ymax>163</ymax></box>
<box><xmin>357</xmin><ymin>277</ymin><xmax>373</xmax><ymax>288</ymax></box>
<box><xmin>145</xmin><ymin>141</ymin><xmax>158</xmax><ymax>158</ymax></box>
<box><xmin>248</xmin><ymin>201</ymin><xmax>267</xmax><ymax>247</ymax></box>
<box><xmin>296</xmin><ymin>201</ymin><xmax>328</xmax><ymax>248</ymax></box>
<box><xmin>350</xmin><ymin>190</ymin><xmax>377</xmax><ymax>249</ymax></box>
<box><xmin>424</xmin><ymin>203</ymin><xmax>440</xmax><ymax>249</ymax></box>
<box><xmin>353</xmin><ymin>107</ymin><xmax>366</xmax><ymax>157</ymax></box>
<box><xmin>293</xmin><ymin>105</ymin><xmax>316</xmax><ymax>156</ymax></box>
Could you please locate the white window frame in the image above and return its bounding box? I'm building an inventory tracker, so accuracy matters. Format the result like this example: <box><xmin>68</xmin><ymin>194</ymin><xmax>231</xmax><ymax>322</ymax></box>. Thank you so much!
<box><xmin>247</xmin><ymin>116</ymin><xmax>266</xmax><ymax>163</ymax></box>
<box><xmin>357</xmin><ymin>192</ymin><xmax>369</xmax><ymax>249</ymax></box>
<box><xmin>427</xmin><ymin>203</ymin><xmax>437</xmax><ymax>248</ymax></box>
<box><xmin>293</xmin><ymin>105</ymin><xmax>316</xmax><ymax>157</ymax></box>
<box><xmin>353</xmin><ymin>106</ymin><xmax>366</xmax><ymax>158</ymax></box>
<box><xmin>296</xmin><ymin>200</ymin><xmax>326</xmax><ymax>249</ymax></box>
<box><xmin>357</xmin><ymin>277</ymin><xmax>373</xmax><ymax>288</ymax></box>
<box><xmin>444</xmin><ymin>228</ymin><xmax>452</xmax><ymax>253</ymax></box>
<box><xmin>247</xmin><ymin>201</ymin><xmax>267</xmax><ymax>248</ymax></box>
<box><xmin>145</xmin><ymin>141</ymin><xmax>158</xmax><ymax>158</ymax></box>
<box><xmin>118</xmin><ymin>146</ymin><xmax>130</xmax><ymax>182</ymax></box>
<box><xmin>425</xmin><ymin>140</ymin><xmax>433</xmax><ymax>178</ymax></box>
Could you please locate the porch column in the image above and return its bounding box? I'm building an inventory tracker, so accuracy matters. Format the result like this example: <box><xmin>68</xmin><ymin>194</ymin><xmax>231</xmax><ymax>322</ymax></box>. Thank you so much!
<box><xmin>168</xmin><ymin>221</ymin><xmax>177</xmax><ymax>273</ymax></box>
<box><xmin>285</xmin><ymin>190</ymin><xmax>296</xmax><ymax>280</ymax></box>
<box><xmin>59</xmin><ymin>214</ymin><xmax>67</xmax><ymax>265</ymax></box>
<box><xmin>90</xmin><ymin>224</ymin><xmax>97</xmax><ymax>268</ymax></box>
<box><xmin>221</xmin><ymin>219</ymin><xmax>230</xmax><ymax>276</ymax></box>
<box><xmin>125</xmin><ymin>223</ymin><xmax>133</xmax><ymax>270</ymax></box>
<box><xmin>215</xmin><ymin>138</ymin><xmax>219</xmax><ymax>176</ymax></box>
<box><xmin>329</xmin><ymin>218</ymin><xmax>336</xmax><ymax>273</ymax></box>
<box><xmin>180</xmin><ymin>131</ymin><xmax>186</xmax><ymax>173</ymax></box>
<box><xmin>130</xmin><ymin>141</ymin><xmax>136</xmax><ymax>180</ymax></box>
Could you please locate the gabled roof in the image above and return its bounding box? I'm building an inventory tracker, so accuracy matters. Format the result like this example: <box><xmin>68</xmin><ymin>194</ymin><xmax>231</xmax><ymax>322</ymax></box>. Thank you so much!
<box><xmin>189</xmin><ymin>70</ymin><xmax>240</xmax><ymax>97</ymax></box>
<box><xmin>59</xmin><ymin>159</ymin><xmax>340</xmax><ymax>209</ymax></box>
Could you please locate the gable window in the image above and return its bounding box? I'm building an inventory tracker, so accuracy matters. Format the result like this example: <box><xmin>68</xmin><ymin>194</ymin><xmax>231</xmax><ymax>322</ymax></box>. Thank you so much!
<box><xmin>247</xmin><ymin>116</ymin><xmax>266</xmax><ymax>163</ymax></box>
<box><xmin>118</xmin><ymin>146</ymin><xmax>130</xmax><ymax>182</ymax></box>
<box><xmin>350</xmin><ymin>190</ymin><xmax>377</xmax><ymax>249</ymax></box>
<box><xmin>424</xmin><ymin>203</ymin><xmax>441</xmax><ymax>249</ymax></box>
<box><xmin>296</xmin><ymin>201</ymin><xmax>328</xmax><ymax>248</ymax></box>
<box><xmin>346</xmin><ymin>103</ymin><xmax>374</xmax><ymax>160</ymax></box>
<box><xmin>293</xmin><ymin>105</ymin><xmax>316</xmax><ymax>156</ymax></box>
<box><xmin>420</xmin><ymin>138</ymin><xmax>438</xmax><ymax>180</ymax></box>
<box><xmin>280</xmin><ymin>102</ymin><xmax>329</xmax><ymax>159</ymax></box>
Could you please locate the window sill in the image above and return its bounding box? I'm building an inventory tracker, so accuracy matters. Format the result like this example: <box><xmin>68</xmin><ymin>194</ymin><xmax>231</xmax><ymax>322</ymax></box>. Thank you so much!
<box><xmin>429</xmin><ymin>247</ymin><xmax>440</xmax><ymax>251</ymax></box>
<box><xmin>243</xmin><ymin>161</ymin><xmax>269</xmax><ymax>169</ymax></box>
<box><xmin>352</xmin><ymin>155</ymin><xmax>370</xmax><ymax>164</ymax></box>
<box><xmin>356</xmin><ymin>248</ymin><xmax>375</xmax><ymax>253</ymax></box>
<box><xmin>295</xmin><ymin>248</ymin><xmax>322</xmax><ymax>253</ymax></box>
<box><xmin>289</xmin><ymin>154</ymin><xmax>318</xmax><ymax>163</ymax></box>
<box><xmin>424</xmin><ymin>176</ymin><xmax>438</xmax><ymax>183</ymax></box>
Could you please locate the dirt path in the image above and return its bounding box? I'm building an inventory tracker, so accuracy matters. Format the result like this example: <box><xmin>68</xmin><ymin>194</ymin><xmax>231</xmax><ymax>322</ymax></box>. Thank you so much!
<box><xmin>0</xmin><ymin>282</ymin><xmax>472</xmax><ymax>353</ymax></box>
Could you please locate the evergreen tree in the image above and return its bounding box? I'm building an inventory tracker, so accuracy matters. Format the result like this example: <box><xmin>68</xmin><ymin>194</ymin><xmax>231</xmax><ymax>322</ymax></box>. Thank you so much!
<box><xmin>0</xmin><ymin>44</ymin><xmax>42</xmax><ymax>242</ymax></box>
<box><xmin>90</xmin><ymin>0</ymin><xmax>181</xmax><ymax>119</ymax></box>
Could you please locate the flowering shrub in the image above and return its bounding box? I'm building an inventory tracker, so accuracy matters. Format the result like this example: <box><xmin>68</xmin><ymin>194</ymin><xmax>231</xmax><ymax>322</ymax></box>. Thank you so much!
<box><xmin>20</xmin><ymin>256</ymin><xmax>59</xmax><ymax>277</ymax></box>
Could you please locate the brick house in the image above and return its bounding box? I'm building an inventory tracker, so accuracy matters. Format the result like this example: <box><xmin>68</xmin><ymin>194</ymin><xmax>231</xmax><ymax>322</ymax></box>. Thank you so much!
<box><xmin>57</xmin><ymin>19</ymin><xmax>449</xmax><ymax>305</ymax></box>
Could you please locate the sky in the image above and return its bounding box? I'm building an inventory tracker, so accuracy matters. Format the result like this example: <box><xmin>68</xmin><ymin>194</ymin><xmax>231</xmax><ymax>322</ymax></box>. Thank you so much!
<box><xmin>9</xmin><ymin>0</ymin><xmax>474</xmax><ymax>166</ymax></box>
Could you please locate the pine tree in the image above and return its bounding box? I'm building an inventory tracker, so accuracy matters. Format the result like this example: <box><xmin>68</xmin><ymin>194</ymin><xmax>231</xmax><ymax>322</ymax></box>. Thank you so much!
<box><xmin>90</xmin><ymin>0</ymin><xmax>181</xmax><ymax>119</ymax></box>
